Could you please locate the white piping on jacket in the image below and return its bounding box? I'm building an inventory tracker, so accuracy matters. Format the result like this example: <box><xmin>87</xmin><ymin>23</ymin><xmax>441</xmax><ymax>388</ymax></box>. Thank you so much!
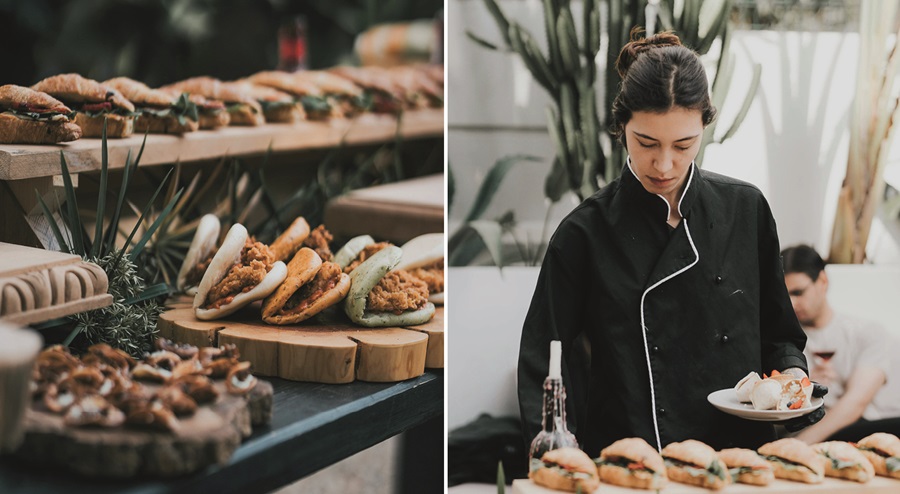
<box><xmin>626</xmin><ymin>158</ymin><xmax>700</xmax><ymax>452</ymax></box>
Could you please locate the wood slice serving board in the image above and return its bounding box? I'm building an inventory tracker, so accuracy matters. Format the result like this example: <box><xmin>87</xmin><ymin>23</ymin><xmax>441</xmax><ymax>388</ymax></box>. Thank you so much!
<box><xmin>0</xmin><ymin>242</ymin><xmax>113</xmax><ymax>325</ymax></box>
<box><xmin>157</xmin><ymin>298</ymin><xmax>444</xmax><ymax>384</ymax></box>
<box><xmin>15</xmin><ymin>380</ymin><xmax>273</xmax><ymax>478</ymax></box>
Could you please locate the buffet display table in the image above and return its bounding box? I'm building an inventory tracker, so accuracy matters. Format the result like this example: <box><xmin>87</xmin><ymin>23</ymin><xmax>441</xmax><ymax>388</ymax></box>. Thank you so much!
<box><xmin>512</xmin><ymin>477</ymin><xmax>900</xmax><ymax>494</ymax></box>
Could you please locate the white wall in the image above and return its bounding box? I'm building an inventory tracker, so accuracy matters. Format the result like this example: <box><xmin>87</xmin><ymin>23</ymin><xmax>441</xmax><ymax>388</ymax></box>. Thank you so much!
<box><xmin>449</xmin><ymin>0</ymin><xmax>900</xmax><ymax>263</ymax></box>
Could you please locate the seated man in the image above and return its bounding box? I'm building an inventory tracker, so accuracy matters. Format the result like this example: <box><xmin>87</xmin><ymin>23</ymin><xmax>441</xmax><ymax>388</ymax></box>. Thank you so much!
<box><xmin>781</xmin><ymin>245</ymin><xmax>900</xmax><ymax>443</ymax></box>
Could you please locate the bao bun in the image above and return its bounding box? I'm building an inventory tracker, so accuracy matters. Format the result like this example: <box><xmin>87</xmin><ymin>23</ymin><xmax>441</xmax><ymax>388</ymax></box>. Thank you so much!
<box><xmin>394</xmin><ymin>233</ymin><xmax>444</xmax><ymax>305</ymax></box>
<box><xmin>333</xmin><ymin>234</ymin><xmax>375</xmax><ymax>269</ymax></box>
<box><xmin>261</xmin><ymin>248</ymin><xmax>351</xmax><ymax>324</ymax></box>
<box><xmin>177</xmin><ymin>214</ymin><xmax>220</xmax><ymax>294</ymax></box>
<box><xmin>193</xmin><ymin>223</ymin><xmax>286</xmax><ymax>320</ymax></box>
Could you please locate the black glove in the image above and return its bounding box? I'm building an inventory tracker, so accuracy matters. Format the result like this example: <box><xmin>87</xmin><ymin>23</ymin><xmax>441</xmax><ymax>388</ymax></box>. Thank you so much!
<box><xmin>780</xmin><ymin>382</ymin><xmax>829</xmax><ymax>433</ymax></box>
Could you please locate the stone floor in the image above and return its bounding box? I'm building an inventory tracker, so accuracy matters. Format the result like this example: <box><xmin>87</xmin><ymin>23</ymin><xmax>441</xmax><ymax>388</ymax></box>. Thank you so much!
<box><xmin>273</xmin><ymin>436</ymin><xmax>399</xmax><ymax>494</ymax></box>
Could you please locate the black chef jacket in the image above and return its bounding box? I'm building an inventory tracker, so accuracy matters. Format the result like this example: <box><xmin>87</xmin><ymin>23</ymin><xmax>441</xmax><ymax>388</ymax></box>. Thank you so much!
<box><xmin>518</xmin><ymin>163</ymin><xmax>809</xmax><ymax>455</ymax></box>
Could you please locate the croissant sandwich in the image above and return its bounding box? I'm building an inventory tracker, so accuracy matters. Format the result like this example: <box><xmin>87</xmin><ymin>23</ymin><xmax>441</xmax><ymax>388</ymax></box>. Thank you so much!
<box><xmin>529</xmin><ymin>447</ymin><xmax>599</xmax><ymax>493</ymax></box>
<box><xmin>261</xmin><ymin>247</ymin><xmax>350</xmax><ymax>324</ymax></box>
<box><xmin>661</xmin><ymin>440</ymin><xmax>730</xmax><ymax>490</ymax></box>
<box><xmin>0</xmin><ymin>84</ymin><xmax>81</xmax><ymax>144</ymax></box>
<box><xmin>233</xmin><ymin>80</ymin><xmax>305</xmax><ymax>123</ymax></box>
<box><xmin>758</xmin><ymin>438</ymin><xmax>825</xmax><ymax>484</ymax></box>
<box><xmin>104</xmin><ymin>77</ymin><xmax>198</xmax><ymax>134</ymax></box>
<box><xmin>246</xmin><ymin>71</ymin><xmax>336</xmax><ymax>120</ymax></box>
<box><xmin>595</xmin><ymin>437</ymin><xmax>667</xmax><ymax>490</ymax></box>
<box><xmin>161</xmin><ymin>77</ymin><xmax>263</xmax><ymax>126</ymax></box>
<box><xmin>329</xmin><ymin>66</ymin><xmax>404</xmax><ymax>114</ymax></box>
<box><xmin>289</xmin><ymin>70</ymin><xmax>368</xmax><ymax>117</ymax></box>
<box><xmin>343</xmin><ymin>245</ymin><xmax>434</xmax><ymax>327</ymax></box>
<box><xmin>193</xmin><ymin>223</ymin><xmax>287</xmax><ymax>320</ymax></box>
<box><xmin>32</xmin><ymin>73</ymin><xmax>135</xmax><ymax>138</ymax></box>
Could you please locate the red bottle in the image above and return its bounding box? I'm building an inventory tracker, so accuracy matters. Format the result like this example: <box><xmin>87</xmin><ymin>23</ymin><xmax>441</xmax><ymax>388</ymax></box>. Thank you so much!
<box><xmin>278</xmin><ymin>16</ymin><xmax>308</xmax><ymax>72</ymax></box>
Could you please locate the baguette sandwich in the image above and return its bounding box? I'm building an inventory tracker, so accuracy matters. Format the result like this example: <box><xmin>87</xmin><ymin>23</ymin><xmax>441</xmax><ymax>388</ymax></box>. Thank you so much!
<box><xmin>161</xmin><ymin>77</ymin><xmax>263</xmax><ymax>126</ymax></box>
<box><xmin>758</xmin><ymin>438</ymin><xmax>825</xmax><ymax>484</ymax></box>
<box><xmin>394</xmin><ymin>233</ymin><xmax>443</xmax><ymax>305</ymax></box>
<box><xmin>193</xmin><ymin>223</ymin><xmax>287</xmax><ymax>320</ymax></box>
<box><xmin>342</xmin><ymin>245</ymin><xmax>435</xmax><ymax>327</ymax></box>
<box><xmin>717</xmin><ymin>448</ymin><xmax>774</xmax><ymax>486</ymax></box>
<box><xmin>261</xmin><ymin>247</ymin><xmax>350</xmax><ymax>324</ymax></box>
<box><xmin>104</xmin><ymin>77</ymin><xmax>198</xmax><ymax>134</ymax></box>
<box><xmin>595</xmin><ymin>437</ymin><xmax>667</xmax><ymax>490</ymax></box>
<box><xmin>812</xmin><ymin>441</ymin><xmax>875</xmax><ymax>482</ymax></box>
<box><xmin>661</xmin><ymin>440</ymin><xmax>730</xmax><ymax>490</ymax></box>
<box><xmin>246</xmin><ymin>71</ymin><xmax>337</xmax><ymax>120</ymax></box>
<box><xmin>0</xmin><ymin>84</ymin><xmax>82</xmax><ymax>144</ymax></box>
<box><xmin>31</xmin><ymin>73</ymin><xmax>135</xmax><ymax>138</ymax></box>
<box><xmin>529</xmin><ymin>447</ymin><xmax>600</xmax><ymax>493</ymax></box>
<box><xmin>176</xmin><ymin>214</ymin><xmax>220</xmax><ymax>295</ymax></box>
<box><xmin>856</xmin><ymin>432</ymin><xmax>900</xmax><ymax>479</ymax></box>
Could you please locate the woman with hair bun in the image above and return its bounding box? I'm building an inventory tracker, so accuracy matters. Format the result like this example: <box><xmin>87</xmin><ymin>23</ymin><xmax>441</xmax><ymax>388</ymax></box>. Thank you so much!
<box><xmin>518</xmin><ymin>29</ymin><xmax>824</xmax><ymax>455</ymax></box>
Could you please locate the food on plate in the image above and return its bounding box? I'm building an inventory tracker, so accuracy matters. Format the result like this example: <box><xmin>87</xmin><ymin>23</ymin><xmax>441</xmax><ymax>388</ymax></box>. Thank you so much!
<box><xmin>734</xmin><ymin>371</ymin><xmax>760</xmax><ymax>403</ymax></box>
<box><xmin>394</xmin><ymin>233</ymin><xmax>444</xmax><ymax>305</ymax></box>
<box><xmin>268</xmin><ymin>216</ymin><xmax>311</xmax><ymax>263</ymax></box>
<box><xmin>261</xmin><ymin>247</ymin><xmax>350</xmax><ymax>324</ymax></box>
<box><xmin>31</xmin><ymin>73</ymin><xmax>135</xmax><ymax>138</ymax></box>
<box><xmin>529</xmin><ymin>447</ymin><xmax>600</xmax><ymax>493</ymax></box>
<box><xmin>758</xmin><ymin>438</ymin><xmax>825</xmax><ymax>483</ymax></box>
<box><xmin>812</xmin><ymin>441</ymin><xmax>875</xmax><ymax>482</ymax></box>
<box><xmin>595</xmin><ymin>437</ymin><xmax>667</xmax><ymax>489</ymax></box>
<box><xmin>104</xmin><ymin>77</ymin><xmax>199</xmax><ymax>134</ymax></box>
<box><xmin>660</xmin><ymin>439</ymin><xmax>730</xmax><ymax>490</ymax></box>
<box><xmin>177</xmin><ymin>214</ymin><xmax>221</xmax><ymax>295</ymax></box>
<box><xmin>160</xmin><ymin>77</ymin><xmax>264</xmax><ymax>126</ymax></box>
<box><xmin>856</xmin><ymin>432</ymin><xmax>900</xmax><ymax>479</ymax></box>
<box><xmin>233</xmin><ymin>80</ymin><xmax>305</xmax><ymax>123</ymax></box>
<box><xmin>343</xmin><ymin>245</ymin><xmax>435</xmax><ymax>327</ymax></box>
<box><xmin>193</xmin><ymin>223</ymin><xmax>287</xmax><ymax>320</ymax></box>
<box><xmin>30</xmin><ymin>339</ymin><xmax>252</xmax><ymax>433</ymax></box>
<box><xmin>246</xmin><ymin>70</ymin><xmax>337</xmax><ymax>120</ymax></box>
<box><xmin>0</xmin><ymin>84</ymin><xmax>82</xmax><ymax>144</ymax></box>
<box><xmin>744</xmin><ymin>369</ymin><xmax>813</xmax><ymax>411</ymax></box>
<box><xmin>333</xmin><ymin>234</ymin><xmax>377</xmax><ymax>270</ymax></box>
<box><xmin>717</xmin><ymin>448</ymin><xmax>774</xmax><ymax>486</ymax></box>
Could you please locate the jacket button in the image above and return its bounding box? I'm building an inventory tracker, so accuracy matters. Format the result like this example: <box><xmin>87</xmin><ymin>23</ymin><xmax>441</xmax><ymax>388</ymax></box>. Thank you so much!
<box><xmin>715</xmin><ymin>275</ymin><xmax>723</xmax><ymax>284</ymax></box>
<box><xmin>721</xmin><ymin>335</ymin><xmax>729</xmax><ymax>343</ymax></box>
<box><xmin>658</xmin><ymin>408</ymin><xmax>666</xmax><ymax>415</ymax></box>
<box><xmin>652</xmin><ymin>345</ymin><xmax>659</xmax><ymax>354</ymax></box>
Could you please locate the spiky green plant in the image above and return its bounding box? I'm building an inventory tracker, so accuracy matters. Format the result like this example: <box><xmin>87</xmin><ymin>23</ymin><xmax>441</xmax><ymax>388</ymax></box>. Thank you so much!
<box><xmin>35</xmin><ymin>120</ymin><xmax>182</xmax><ymax>355</ymax></box>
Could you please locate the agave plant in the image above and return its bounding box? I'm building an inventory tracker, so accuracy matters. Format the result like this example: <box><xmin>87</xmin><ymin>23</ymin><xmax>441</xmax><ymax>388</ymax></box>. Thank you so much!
<box><xmin>829</xmin><ymin>0</ymin><xmax>900</xmax><ymax>263</ymax></box>
<box><xmin>35</xmin><ymin>121</ymin><xmax>182</xmax><ymax>355</ymax></box>
<box><xmin>467</xmin><ymin>0</ymin><xmax>759</xmax><ymax>201</ymax></box>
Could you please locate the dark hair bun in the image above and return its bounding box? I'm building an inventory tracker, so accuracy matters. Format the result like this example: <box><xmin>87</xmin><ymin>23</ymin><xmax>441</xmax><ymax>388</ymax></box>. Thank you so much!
<box><xmin>615</xmin><ymin>27</ymin><xmax>683</xmax><ymax>78</ymax></box>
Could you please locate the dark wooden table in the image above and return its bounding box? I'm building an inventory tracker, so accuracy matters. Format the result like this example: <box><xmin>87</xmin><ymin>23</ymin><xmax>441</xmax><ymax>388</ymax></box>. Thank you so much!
<box><xmin>0</xmin><ymin>370</ymin><xmax>443</xmax><ymax>494</ymax></box>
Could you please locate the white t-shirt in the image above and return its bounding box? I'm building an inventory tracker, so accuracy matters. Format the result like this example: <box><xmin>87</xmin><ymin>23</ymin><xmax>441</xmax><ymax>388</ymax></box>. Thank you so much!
<box><xmin>802</xmin><ymin>312</ymin><xmax>900</xmax><ymax>420</ymax></box>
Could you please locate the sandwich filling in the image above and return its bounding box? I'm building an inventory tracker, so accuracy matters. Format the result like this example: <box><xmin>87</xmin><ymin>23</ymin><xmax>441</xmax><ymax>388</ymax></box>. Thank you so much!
<box><xmin>299</xmin><ymin>95</ymin><xmax>333</xmax><ymax>119</ymax></box>
<box><xmin>530</xmin><ymin>459</ymin><xmax>595</xmax><ymax>480</ymax></box>
<box><xmin>596</xmin><ymin>456</ymin><xmax>660</xmax><ymax>475</ymax></box>
<box><xmin>281</xmin><ymin>262</ymin><xmax>343</xmax><ymax>314</ymax></box>
<box><xmin>226</xmin><ymin>102</ymin><xmax>261</xmax><ymax>115</ymax></box>
<box><xmin>344</xmin><ymin>242</ymin><xmax>391</xmax><ymax>273</ymax></box>
<box><xmin>303</xmin><ymin>225</ymin><xmax>334</xmax><ymax>262</ymax></box>
<box><xmin>763</xmin><ymin>455</ymin><xmax>820</xmax><ymax>475</ymax></box>
<box><xmin>367</xmin><ymin>270</ymin><xmax>429</xmax><ymax>314</ymax></box>
<box><xmin>204</xmin><ymin>239</ymin><xmax>275</xmax><ymax>310</ymax></box>
<box><xmin>408</xmin><ymin>259</ymin><xmax>444</xmax><ymax>295</ymax></box>
<box><xmin>857</xmin><ymin>446</ymin><xmax>900</xmax><ymax>471</ymax></box>
<box><xmin>728</xmin><ymin>466</ymin><xmax>772</xmax><ymax>477</ymax></box>
<box><xmin>664</xmin><ymin>457</ymin><xmax>729</xmax><ymax>483</ymax></box>
<box><xmin>3</xmin><ymin>102</ymin><xmax>74</xmax><ymax>122</ymax></box>
<box><xmin>138</xmin><ymin>93</ymin><xmax>199</xmax><ymax>125</ymax></box>
<box><xmin>77</xmin><ymin>101</ymin><xmax>135</xmax><ymax>118</ymax></box>
<box><xmin>820</xmin><ymin>451</ymin><xmax>867</xmax><ymax>471</ymax></box>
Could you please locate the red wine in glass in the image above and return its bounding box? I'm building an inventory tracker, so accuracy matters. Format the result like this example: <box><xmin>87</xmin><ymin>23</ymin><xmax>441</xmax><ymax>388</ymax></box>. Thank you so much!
<box><xmin>814</xmin><ymin>350</ymin><xmax>836</xmax><ymax>361</ymax></box>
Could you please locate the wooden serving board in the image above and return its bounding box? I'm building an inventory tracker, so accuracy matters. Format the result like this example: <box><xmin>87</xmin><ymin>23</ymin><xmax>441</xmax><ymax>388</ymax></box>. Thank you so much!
<box><xmin>16</xmin><ymin>380</ymin><xmax>273</xmax><ymax>478</ymax></box>
<box><xmin>513</xmin><ymin>477</ymin><xmax>900</xmax><ymax>494</ymax></box>
<box><xmin>0</xmin><ymin>242</ymin><xmax>113</xmax><ymax>325</ymax></box>
<box><xmin>157</xmin><ymin>298</ymin><xmax>444</xmax><ymax>384</ymax></box>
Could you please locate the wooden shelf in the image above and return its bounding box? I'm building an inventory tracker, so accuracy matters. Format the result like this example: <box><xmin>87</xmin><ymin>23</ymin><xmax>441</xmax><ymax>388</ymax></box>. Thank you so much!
<box><xmin>0</xmin><ymin>109</ymin><xmax>443</xmax><ymax>181</ymax></box>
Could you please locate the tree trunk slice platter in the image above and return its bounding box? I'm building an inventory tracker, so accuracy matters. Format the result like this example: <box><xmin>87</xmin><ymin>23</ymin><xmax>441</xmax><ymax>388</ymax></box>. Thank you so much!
<box><xmin>0</xmin><ymin>242</ymin><xmax>113</xmax><ymax>325</ymax></box>
<box><xmin>157</xmin><ymin>300</ymin><xmax>440</xmax><ymax>384</ymax></box>
<box><xmin>15</xmin><ymin>380</ymin><xmax>273</xmax><ymax>478</ymax></box>
<box><xmin>405</xmin><ymin>307</ymin><xmax>443</xmax><ymax>369</ymax></box>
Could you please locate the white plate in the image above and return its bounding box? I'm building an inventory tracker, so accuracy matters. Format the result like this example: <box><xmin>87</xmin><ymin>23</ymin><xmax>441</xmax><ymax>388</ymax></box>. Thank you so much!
<box><xmin>707</xmin><ymin>388</ymin><xmax>824</xmax><ymax>421</ymax></box>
